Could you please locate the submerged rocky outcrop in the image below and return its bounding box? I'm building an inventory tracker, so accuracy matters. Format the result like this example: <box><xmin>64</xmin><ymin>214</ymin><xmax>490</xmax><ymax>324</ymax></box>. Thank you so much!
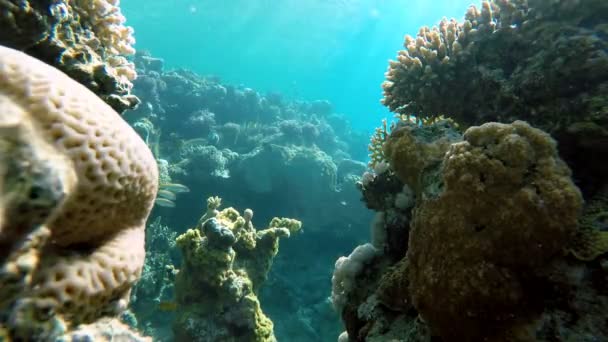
<box><xmin>332</xmin><ymin>1</ymin><xmax>608</xmax><ymax>341</ymax></box>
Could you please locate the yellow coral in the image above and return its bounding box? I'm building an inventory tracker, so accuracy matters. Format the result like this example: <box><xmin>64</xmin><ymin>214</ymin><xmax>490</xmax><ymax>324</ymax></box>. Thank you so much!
<box><xmin>407</xmin><ymin>121</ymin><xmax>583</xmax><ymax>340</ymax></box>
<box><xmin>368</xmin><ymin>119</ymin><xmax>388</xmax><ymax>170</ymax></box>
<box><xmin>268</xmin><ymin>217</ymin><xmax>302</xmax><ymax>235</ymax></box>
<box><xmin>174</xmin><ymin>196</ymin><xmax>298</xmax><ymax>342</ymax></box>
<box><xmin>383</xmin><ymin>120</ymin><xmax>461</xmax><ymax>194</ymax></box>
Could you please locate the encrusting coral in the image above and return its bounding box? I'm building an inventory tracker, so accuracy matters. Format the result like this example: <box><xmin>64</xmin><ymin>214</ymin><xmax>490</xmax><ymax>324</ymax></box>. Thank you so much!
<box><xmin>0</xmin><ymin>0</ymin><xmax>139</xmax><ymax>112</ymax></box>
<box><xmin>173</xmin><ymin>196</ymin><xmax>302</xmax><ymax>342</ymax></box>
<box><xmin>0</xmin><ymin>44</ymin><xmax>158</xmax><ymax>339</ymax></box>
<box><xmin>407</xmin><ymin>121</ymin><xmax>583</xmax><ymax>339</ymax></box>
<box><xmin>383</xmin><ymin>119</ymin><xmax>461</xmax><ymax>196</ymax></box>
<box><xmin>338</xmin><ymin>118</ymin><xmax>608</xmax><ymax>341</ymax></box>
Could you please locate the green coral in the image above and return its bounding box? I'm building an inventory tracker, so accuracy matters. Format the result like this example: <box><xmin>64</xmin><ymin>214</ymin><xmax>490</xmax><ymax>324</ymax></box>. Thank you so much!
<box><xmin>173</xmin><ymin>196</ymin><xmax>302</xmax><ymax>342</ymax></box>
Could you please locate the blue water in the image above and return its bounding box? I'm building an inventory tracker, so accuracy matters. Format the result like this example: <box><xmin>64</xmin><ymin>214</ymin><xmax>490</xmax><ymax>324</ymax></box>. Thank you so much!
<box><xmin>122</xmin><ymin>0</ymin><xmax>473</xmax><ymax>132</ymax></box>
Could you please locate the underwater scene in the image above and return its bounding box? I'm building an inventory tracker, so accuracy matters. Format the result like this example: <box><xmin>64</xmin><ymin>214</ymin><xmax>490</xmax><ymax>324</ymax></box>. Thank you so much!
<box><xmin>0</xmin><ymin>0</ymin><xmax>607</xmax><ymax>341</ymax></box>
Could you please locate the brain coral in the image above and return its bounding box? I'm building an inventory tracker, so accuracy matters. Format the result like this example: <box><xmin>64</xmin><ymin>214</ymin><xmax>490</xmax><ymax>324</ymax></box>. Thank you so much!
<box><xmin>407</xmin><ymin>121</ymin><xmax>583</xmax><ymax>340</ymax></box>
<box><xmin>0</xmin><ymin>44</ymin><xmax>158</xmax><ymax>336</ymax></box>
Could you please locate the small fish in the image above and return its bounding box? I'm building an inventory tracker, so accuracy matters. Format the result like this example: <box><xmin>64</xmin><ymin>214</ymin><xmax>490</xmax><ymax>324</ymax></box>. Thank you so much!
<box><xmin>162</xmin><ymin>183</ymin><xmax>190</xmax><ymax>193</ymax></box>
<box><xmin>158</xmin><ymin>301</ymin><xmax>178</xmax><ymax>311</ymax></box>
<box><xmin>182</xmin><ymin>138</ymin><xmax>207</xmax><ymax>148</ymax></box>
<box><xmin>208</xmin><ymin>131</ymin><xmax>220</xmax><ymax>145</ymax></box>
<box><xmin>157</xmin><ymin>189</ymin><xmax>177</xmax><ymax>201</ymax></box>
<box><xmin>155</xmin><ymin>197</ymin><xmax>176</xmax><ymax>208</ymax></box>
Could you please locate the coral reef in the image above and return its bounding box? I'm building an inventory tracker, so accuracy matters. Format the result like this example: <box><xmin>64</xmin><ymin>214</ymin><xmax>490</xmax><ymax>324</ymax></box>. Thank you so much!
<box><xmin>335</xmin><ymin>119</ymin><xmax>608</xmax><ymax>341</ymax></box>
<box><xmin>173</xmin><ymin>196</ymin><xmax>301</xmax><ymax>341</ymax></box>
<box><xmin>0</xmin><ymin>45</ymin><xmax>157</xmax><ymax>339</ymax></box>
<box><xmin>382</xmin><ymin>0</ymin><xmax>608</xmax><ymax>197</ymax></box>
<box><xmin>568</xmin><ymin>190</ymin><xmax>608</xmax><ymax>261</ymax></box>
<box><xmin>332</xmin><ymin>158</ymin><xmax>417</xmax><ymax>341</ymax></box>
<box><xmin>59</xmin><ymin>318</ymin><xmax>151</xmax><ymax>342</ymax></box>
<box><xmin>126</xmin><ymin>53</ymin><xmax>371</xmax><ymax>340</ymax></box>
<box><xmin>331</xmin><ymin>244</ymin><xmax>380</xmax><ymax>313</ymax></box>
<box><xmin>383</xmin><ymin>119</ymin><xmax>462</xmax><ymax>195</ymax></box>
<box><xmin>408</xmin><ymin>121</ymin><xmax>582</xmax><ymax>339</ymax></box>
<box><xmin>0</xmin><ymin>0</ymin><xmax>139</xmax><ymax>112</ymax></box>
<box><xmin>338</xmin><ymin>1</ymin><xmax>608</xmax><ymax>340</ymax></box>
<box><xmin>130</xmin><ymin>217</ymin><xmax>178</xmax><ymax>340</ymax></box>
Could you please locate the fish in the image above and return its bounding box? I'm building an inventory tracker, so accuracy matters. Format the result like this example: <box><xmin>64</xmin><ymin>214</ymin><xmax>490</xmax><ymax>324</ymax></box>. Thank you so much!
<box><xmin>158</xmin><ymin>301</ymin><xmax>178</xmax><ymax>311</ymax></box>
<box><xmin>155</xmin><ymin>197</ymin><xmax>176</xmax><ymax>208</ymax></box>
<box><xmin>162</xmin><ymin>183</ymin><xmax>190</xmax><ymax>193</ymax></box>
<box><xmin>157</xmin><ymin>189</ymin><xmax>177</xmax><ymax>201</ymax></box>
<box><xmin>182</xmin><ymin>138</ymin><xmax>207</xmax><ymax>148</ymax></box>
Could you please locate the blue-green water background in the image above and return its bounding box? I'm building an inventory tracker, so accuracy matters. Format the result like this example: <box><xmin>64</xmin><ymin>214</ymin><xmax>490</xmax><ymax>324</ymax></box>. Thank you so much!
<box><xmin>119</xmin><ymin>2</ymin><xmax>491</xmax><ymax>339</ymax></box>
<box><xmin>122</xmin><ymin>0</ymin><xmax>473</xmax><ymax>132</ymax></box>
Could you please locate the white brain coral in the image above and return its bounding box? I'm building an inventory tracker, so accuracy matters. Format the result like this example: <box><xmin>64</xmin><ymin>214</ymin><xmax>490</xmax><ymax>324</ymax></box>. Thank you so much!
<box><xmin>331</xmin><ymin>243</ymin><xmax>378</xmax><ymax>312</ymax></box>
<box><xmin>0</xmin><ymin>44</ymin><xmax>158</xmax><ymax>326</ymax></box>
<box><xmin>0</xmin><ymin>45</ymin><xmax>157</xmax><ymax>247</ymax></box>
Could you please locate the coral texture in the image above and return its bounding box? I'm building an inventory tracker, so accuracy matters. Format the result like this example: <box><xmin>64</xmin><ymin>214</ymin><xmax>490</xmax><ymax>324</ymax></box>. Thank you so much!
<box><xmin>60</xmin><ymin>317</ymin><xmax>152</xmax><ymax>342</ymax></box>
<box><xmin>0</xmin><ymin>0</ymin><xmax>139</xmax><ymax>112</ymax></box>
<box><xmin>173</xmin><ymin>197</ymin><xmax>301</xmax><ymax>342</ymax></box>
<box><xmin>382</xmin><ymin>0</ymin><xmax>608</xmax><ymax>196</ymax></box>
<box><xmin>0</xmin><ymin>45</ymin><xmax>157</xmax><ymax>338</ymax></box>
<box><xmin>407</xmin><ymin>121</ymin><xmax>583</xmax><ymax>339</ymax></box>
<box><xmin>383</xmin><ymin>120</ymin><xmax>461</xmax><ymax>195</ymax></box>
<box><xmin>568</xmin><ymin>190</ymin><xmax>608</xmax><ymax>261</ymax></box>
<box><xmin>339</xmin><ymin>118</ymin><xmax>607</xmax><ymax>341</ymax></box>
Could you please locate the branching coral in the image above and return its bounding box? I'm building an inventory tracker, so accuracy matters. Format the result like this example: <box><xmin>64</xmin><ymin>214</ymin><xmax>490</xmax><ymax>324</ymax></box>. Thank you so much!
<box><xmin>0</xmin><ymin>0</ymin><xmax>139</xmax><ymax>112</ymax></box>
<box><xmin>0</xmin><ymin>45</ymin><xmax>157</xmax><ymax>339</ymax></box>
<box><xmin>173</xmin><ymin>196</ymin><xmax>301</xmax><ymax>341</ymax></box>
<box><xmin>367</xmin><ymin>119</ymin><xmax>388</xmax><ymax>170</ymax></box>
<box><xmin>381</xmin><ymin>0</ymin><xmax>608</xmax><ymax>196</ymax></box>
